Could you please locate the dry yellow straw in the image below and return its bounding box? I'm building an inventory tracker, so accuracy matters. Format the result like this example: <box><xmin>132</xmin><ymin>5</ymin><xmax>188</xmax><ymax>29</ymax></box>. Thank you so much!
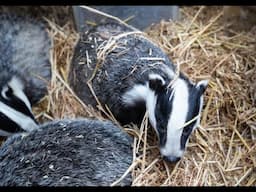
<box><xmin>27</xmin><ymin>6</ymin><xmax>256</xmax><ymax>186</ymax></box>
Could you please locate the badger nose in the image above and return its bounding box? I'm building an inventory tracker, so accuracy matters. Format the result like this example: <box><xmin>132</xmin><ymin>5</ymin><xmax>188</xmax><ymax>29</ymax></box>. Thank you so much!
<box><xmin>163</xmin><ymin>155</ymin><xmax>181</xmax><ymax>163</ymax></box>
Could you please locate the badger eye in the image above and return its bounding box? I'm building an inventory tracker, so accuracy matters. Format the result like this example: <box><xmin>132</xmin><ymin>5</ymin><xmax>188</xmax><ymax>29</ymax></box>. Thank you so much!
<box><xmin>1</xmin><ymin>86</ymin><xmax>13</xmax><ymax>100</ymax></box>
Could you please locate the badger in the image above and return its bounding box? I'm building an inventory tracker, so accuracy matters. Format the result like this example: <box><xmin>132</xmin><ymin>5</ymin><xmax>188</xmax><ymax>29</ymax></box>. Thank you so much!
<box><xmin>0</xmin><ymin>13</ymin><xmax>52</xmax><ymax>136</ymax></box>
<box><xmin>68</xmin><ymin>23</ymin><xmax>208</xmax><ymax>162</ymax></box>
<box><xmin>0</xmin><ymin>119</ymin><xmax>133</xmax><ymax>186</ymax></box>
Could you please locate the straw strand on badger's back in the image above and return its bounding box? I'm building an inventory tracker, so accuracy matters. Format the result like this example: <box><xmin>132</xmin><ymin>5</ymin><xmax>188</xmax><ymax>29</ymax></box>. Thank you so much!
<box><xmin>0</xmin><ymin>13</ymin><xmax>51</xmax><ymax>136</ymax></box>
<box><xmin>69</xmin><ymin>22</ymin><xmax>208</xmax><ymax>163</ymax></box>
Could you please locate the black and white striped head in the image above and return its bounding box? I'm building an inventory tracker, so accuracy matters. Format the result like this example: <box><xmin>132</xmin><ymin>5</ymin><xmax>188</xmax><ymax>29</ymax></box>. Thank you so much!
<box><xmin>0</xmin><ymin>76</ymin><xmax>38</xmax><ymax>136</ymax></box>
<box><xmin>146</xmin><ymin>74</ymin><xmax>208</xmax><ymax>162</ymax></box>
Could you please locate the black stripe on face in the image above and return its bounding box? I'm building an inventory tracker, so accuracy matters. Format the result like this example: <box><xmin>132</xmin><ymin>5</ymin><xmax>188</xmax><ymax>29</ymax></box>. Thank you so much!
<box><xmin>180</xmin><ymin>86</ymin><xmax>202</xmax><ymax>150</ymax></box>
<box><xmin>0</xmin><ymin>87</ymin><xmax>37</xmax><ymax>123</ymax></box>
<box><xmin>0</xmin><ymin>112</ymin><xmax>23</xmax><ymax>133</ymax></box>
<box><xmin>155</xmin><ymin>88</ymin><xmax>174</xmax><ymax>147</ymax></box>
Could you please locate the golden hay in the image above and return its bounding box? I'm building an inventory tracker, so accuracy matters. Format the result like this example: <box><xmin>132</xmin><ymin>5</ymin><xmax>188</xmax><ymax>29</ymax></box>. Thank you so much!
<box><xmin>1</xmin><ymin>6</ymin><xmax>255</xmax><ymax>186</ymax></box>
<box><xmin>145</xmin><ymin>6</ymin><xmax>256</xmax><ymax>186</ymax></box>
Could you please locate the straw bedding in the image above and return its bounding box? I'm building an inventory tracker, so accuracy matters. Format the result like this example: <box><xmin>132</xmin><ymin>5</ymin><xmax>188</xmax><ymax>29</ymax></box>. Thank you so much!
<box><xmin>0</xmin><ymin>6</ymin><xmax>255</xmax><ymax>186</ymax></box>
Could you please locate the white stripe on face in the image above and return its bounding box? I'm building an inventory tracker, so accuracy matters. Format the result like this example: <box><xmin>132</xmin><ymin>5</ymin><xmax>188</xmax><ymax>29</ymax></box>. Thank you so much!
<box><xmin>0</xmin><ymin>101</ymin><xmax>38</xmax><ymax>132</ymax></box>
<box><xmin>160</xmin><ymin>78</ymin><xmax>189</xmax><ymax>158</ymax></box>
<box><xmin>8</xmin><ymin>76</ymin><xmax>32</xmax><ymax>111</ymax></box>
<box><xmin>145</xmin><ymin>82</ymin><xmax>158</xmax><ymax>134</ymax></box>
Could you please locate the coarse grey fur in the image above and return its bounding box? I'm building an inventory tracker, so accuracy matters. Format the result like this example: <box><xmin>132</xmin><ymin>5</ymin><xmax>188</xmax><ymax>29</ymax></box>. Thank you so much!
<box><xmin>0</xmin><ymin>12</ymin><xmax>51</xmax><ymax>105</ymax></box>
<box><xmin>0</xmin><ymin>13</ymin><xmax>51</xmax><ymax>136</ymax></box>
<box><xmin>68</xmin><ymin>23</ymin><xmax>176</xmax><ymax>124</ymax></box>
<box><xmin>0</xmin><ymin>119</ymin><xmax>133</xmax><ymax>186</ymax></box>
<box><xmin>68</xmin><ymin>22</ymin><xmax>208</xmax><ymax>162</ymax></box>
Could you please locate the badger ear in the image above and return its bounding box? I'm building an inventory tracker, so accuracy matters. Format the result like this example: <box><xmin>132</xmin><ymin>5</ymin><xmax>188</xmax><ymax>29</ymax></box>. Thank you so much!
<box><xmin>148</xmin><ymin>74</ymin><xmax>166</xmax><ymax>92</ymax></box>
<box><xmin>196</xmin><ymin>80</ymin><xmax>208</xmax><ymax>95</ymax></box>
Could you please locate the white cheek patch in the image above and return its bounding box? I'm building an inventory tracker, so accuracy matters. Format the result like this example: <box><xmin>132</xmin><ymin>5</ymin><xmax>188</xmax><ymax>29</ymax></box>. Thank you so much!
<box><xmin>145</xmin><ymin>83</ymin><xmax>158</xmax><ymax>135</ymax></box>
<box><xmin>122</xmin><ymin>82</ymin><xmax>159</xmax><ymax>135</ymax></box>
<box><xmin>8</xmin><ymin>76</ymin><xmax>32</xmax><ymax>111</ymax></box>
<box><xmin>0</xmin><ymin>101</ymin><xmax>38</xmax><ymax>132</ymax></box>
<box><xmin>160</xmin><ymin>78</ymin><xmax>189</xmax><ymax>158</ymax></box>
<box><xmin>122</xmin><ymin>84</ymin><xmax>148</xmax><ymax>106</ymax></box>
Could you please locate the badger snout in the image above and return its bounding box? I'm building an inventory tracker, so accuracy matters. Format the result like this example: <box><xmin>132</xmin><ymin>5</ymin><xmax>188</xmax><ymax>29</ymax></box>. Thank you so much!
<box><xmin>163</xmin><ymin>155</ymin><xmax>181</xmax><ymax>163</ymax></box>
<box><xmin>161</xmin><ymin>150</ymin><xmax>184</xmax><ymax>163</ymax></box>
<box><xmin>160</xmin><ymin>144</ymin><xmax>184</xmax><ymax>163</ymax></box>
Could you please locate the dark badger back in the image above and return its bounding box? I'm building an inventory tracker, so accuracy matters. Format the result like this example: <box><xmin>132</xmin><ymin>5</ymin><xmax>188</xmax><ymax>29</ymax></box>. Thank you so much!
<box><xmin>0</xmin><ymin>13</ymin><xmax>51</xmax><ymax>136</ymax></box>
<box><xmin>69</xmin><ymin>23</ymin><xmax>208</xmax><ymax>162</ymax></box>
<box><xmin>0</xmin><ymin>119</ymin><xmax>133</xmax><ymax>186</ymax></box>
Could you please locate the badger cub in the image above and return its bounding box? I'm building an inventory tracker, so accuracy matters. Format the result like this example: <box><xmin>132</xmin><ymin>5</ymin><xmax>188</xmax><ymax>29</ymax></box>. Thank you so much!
<box><xmin>0</xmin><ymin>13</ymin><xmax>51</xmax><ymax>136</ymax></box>
<box><xmin>0</xmin><ymin>119</ymin><xmax>132</xmax><ymax>186</ymax></box>
<box><xmin>69</xmin><ymin>23</ymin><xmax>208</xmax><ymax>162</ymax></box>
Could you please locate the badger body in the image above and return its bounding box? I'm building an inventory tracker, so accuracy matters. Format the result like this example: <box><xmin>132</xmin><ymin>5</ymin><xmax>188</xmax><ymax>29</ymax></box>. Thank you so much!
<box><xmin>0</xmin><ymin>13</ymin><xmax>51</xmax><ymax>136</ymax></box>
<box><xmin>0</xmin><ymin>119</ymin><xmax>133</xmax><ymax>186</ymax></box>
<box><xmin>69</xmin><ymin>23</ymin><xmax>175</xmax><ymax>124</ymax></box>
<box><xmin>69</xmin><ymin>23</ymin><xmax>208</xmax><ymax>162</ymax></box>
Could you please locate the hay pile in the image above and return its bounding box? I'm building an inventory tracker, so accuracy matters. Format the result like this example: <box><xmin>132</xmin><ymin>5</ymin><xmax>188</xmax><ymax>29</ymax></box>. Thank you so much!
<box><xmin>1</xmin><ymin>6</ymin><xmax>256</xmax><ymax>186</ymax></box>
<box><xmin>144</xmin><ymin>6</ymin><xmax>256</xmax><ymax>186</ymax></box>
<box><xmin>145</xmin><ymin>6</ymin><xmax>256</xmax><ymax>186</ymax></box>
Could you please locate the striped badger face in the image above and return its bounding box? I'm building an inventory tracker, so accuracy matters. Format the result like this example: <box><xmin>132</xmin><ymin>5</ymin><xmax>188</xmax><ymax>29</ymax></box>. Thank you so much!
<box><xmin>147</xmin><ymin>74</ymin><xmax>208</xmax><ymax>162</ymax></box>
<box><xmin>123</xmin><ymin>73</ymin><xmax>208</xmax><ymax>162</ymax></box>
<box><xmin>0</xmin><ymin>76</ymin><xmax>38</xmax><ymax>136</ymax></box>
